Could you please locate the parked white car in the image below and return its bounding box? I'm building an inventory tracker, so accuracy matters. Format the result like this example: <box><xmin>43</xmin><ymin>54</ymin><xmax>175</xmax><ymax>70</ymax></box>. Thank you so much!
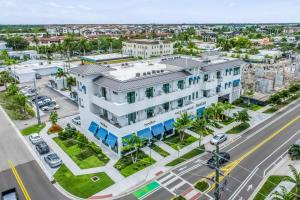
<box><xmin>72</xmin><ymin>116</ymin><xmax>81</xmax><ymax>125</ymax></box>
<box><xmin>29</xmin><ymin>133</ymin><xmax>43</xmax><ymax>144</ymax></box>
<box><xmin>210</xmin><ymin>133</ymin><xmax>228</xmax><ymax>145</ymax></box>
<box><xmin>41</xmin><ymin>104</ymin><xmax>60</xmax><ymax>111</ymax></box>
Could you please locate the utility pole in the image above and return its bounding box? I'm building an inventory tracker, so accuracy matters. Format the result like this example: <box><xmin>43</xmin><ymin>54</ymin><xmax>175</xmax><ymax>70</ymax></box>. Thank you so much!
<box><xmin>214</xmin><ymin>143</ymin><xmax>220</xmax><ymax>200</ymax></box>
<box><xmin>33</xmin><ymin>78</ymin><xmax>41</xmax><ymax>125</ymax></box>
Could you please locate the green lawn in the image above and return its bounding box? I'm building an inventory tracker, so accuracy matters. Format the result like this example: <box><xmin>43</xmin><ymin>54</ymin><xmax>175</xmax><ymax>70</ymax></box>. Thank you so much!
<box><xmin>238</xmin><ymin>103</ymin><xmax>263</xmax><ymax>111</ymax></box>
<box><xmin>21</xmin><ymin>123</ymin><xmax>46</xmax><ymax>136</ymax></box>
<box><xmin>189</xmin><ymin>126</ymin><xmax>214</xmax><ymax>136</ymax></box>
<box><xmin>54</xmin><ymin>164</ymin><xmax>114</xmax><ymax>199</ymax></box>
<box><xmin>114</xmin><ymin>151</ymin><xmax>156</xmax><ymax>177</ymax></box>
<box><xmin>263</xmin><ymin>107</ymin><xmax>279</xmax><ymax>114</ymax></box>
<box><xmin>226</xmin><ymin>122</ymin><xmax>250</xmax><ymax>134</ymax></box>
<box><xmin>164</xmin><ymin>134</ymin><xmax>197</xmax><ymax>150</ymax></box>
<box><xmin>53</xmin><ymin>137</ymin><xmax>106</xmax><ymax>169</ymax></box>
<box><xmin>219</xmin><ymin>116</ymin><xmax>235</xmax><ymax>126</ymax></box>
<box><xmin>166</xmin><ymin>147</ymin><xmax>205</xmax><ymax>166</ymax></box>
<box><xmin>195</xmin><ymin>181</ymin><xmax>209</xmax><ymax>192</ymax></box>
<box><xmin>151</xmin><ymin>144</ymin><xmax>170</xmax><ymax>157</ymax></box>
<box><xmin>253</xmin><ymin>175</ymin><xmax>287</xmax><ymax>200</ymax></box>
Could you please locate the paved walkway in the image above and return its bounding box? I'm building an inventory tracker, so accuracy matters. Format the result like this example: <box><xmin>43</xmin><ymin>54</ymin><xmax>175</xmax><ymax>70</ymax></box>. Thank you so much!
<box><xmin>141</xmin><ymin>146</ymin><xmax>164</xmax><ymax>161</ymax></box>
<box><xmin>37</xmin><ymin>105</ymin><xmax>273</xmax><ymax>197</ymax></box>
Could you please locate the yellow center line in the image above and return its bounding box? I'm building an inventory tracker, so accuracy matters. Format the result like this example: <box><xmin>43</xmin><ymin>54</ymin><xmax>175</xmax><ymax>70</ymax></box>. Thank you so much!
<box><xmin>205</xmin><ymin>114</ymin><xmax>300</xmax><ymax>193</ymax></box>
<box><xmin>8</xmin><ymin>160</ymin><xmax>31</xmax><ymax>200</ymax></box>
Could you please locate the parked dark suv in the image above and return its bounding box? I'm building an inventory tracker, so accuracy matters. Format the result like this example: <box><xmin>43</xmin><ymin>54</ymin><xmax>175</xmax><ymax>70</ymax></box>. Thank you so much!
<box><xmin>35</xmin><ymin>142</ymin><xmax>50</xmax><ymax>155</ymax></box>
<box><xmin>206</xmin><ymin>152</ymin><xmax>230</xmax><ymax>169</ymax></box>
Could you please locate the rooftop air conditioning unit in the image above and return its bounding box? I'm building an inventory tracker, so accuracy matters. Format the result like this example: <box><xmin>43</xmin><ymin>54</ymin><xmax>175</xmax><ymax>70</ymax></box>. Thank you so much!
<box><xmin>147</xmin><ymin>71</ymin><xmax>151</xmax><ymax>75</ymax></box>
<box><xmin>143</xmin><ymin>72</ymin><xmax>147</xmax><ymax>76</ymax></box>
<box><xmin>152</xmin><ymin>70</ymin><xmax>156</xmax><ymax>74</ymax></box>
<box><xmin>160</xmin><ymin>69</ymin><xmax>164</xmax><ymax>73</ymax></box>
<box><xmin>136</xmin><ymin>73</ymin><xmax>141</xmax><ymax>77</ymax></box>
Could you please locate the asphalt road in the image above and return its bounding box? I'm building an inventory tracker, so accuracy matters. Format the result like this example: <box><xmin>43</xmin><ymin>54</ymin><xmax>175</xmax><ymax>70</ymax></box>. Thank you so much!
<box><xmin>116</xmin><ymin>99</ymin><xmax>300</xmax><ymax>200</ymax></box>
<box><xmin>0</xmin><ymin>108</ymin><xmax>69</xmax><ymax>200</ymax></box>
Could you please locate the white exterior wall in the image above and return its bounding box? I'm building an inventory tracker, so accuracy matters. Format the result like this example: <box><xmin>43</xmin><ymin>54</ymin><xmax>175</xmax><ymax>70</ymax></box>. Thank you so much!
<box><xmin>75</xmin><ymin>64</ymin><xmax>242</xmax><ymax>157</ymax></box>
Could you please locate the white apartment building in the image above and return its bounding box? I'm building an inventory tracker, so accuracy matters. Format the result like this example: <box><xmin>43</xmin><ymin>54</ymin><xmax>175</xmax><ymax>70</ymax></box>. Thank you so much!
<box><xmin>122</xmin><ymin>39</ymin><xmax>174</xmax><ymax>59</ymax></box>
<box><xmin>70</xmin><ymin>57</ymin><xmax>244</xmax><ymax>157</ymax></box>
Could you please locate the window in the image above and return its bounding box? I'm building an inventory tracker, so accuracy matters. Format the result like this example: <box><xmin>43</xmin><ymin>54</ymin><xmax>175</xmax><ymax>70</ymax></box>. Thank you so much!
<box><xmin>225</xmin><ymin>83</ymin><xmax>228</xmax><ymax>89</ymax></box>
<box><xmin>216</xmin><ymin>85</ymin><xmax>221</xmax><ymax>93</ymax></box>
<box><xmin>192</xmin><ymin>93</ymin><xmax>195</xmax><ymax>100</ymax></box>
<box><xmin>225</xmin><ymin>69</ymin><xmax>229</xmax><ymax>76</ymax></box>
<box><xmin>162</xmin><ymin>83</ymin><xmax>170</xmax><ymax>93</ymax></box>
<box><xmin>163</xmin><ymin>102</ymin><xmax>170</xmax><ymax>111</ymax></box>
<box><xmin>177</xmin><ymin>80</ymin><xmax>184</xmax><ymax>90</ymax></box>
<box><xmin>229</xmin><ymin>68</ymin><xmax>233</xmax><ymax>75</ymax></box>
<box><xmin>234</xmin><ymin>67</ymin><xmax>240</xmax><ymax>75</ymax></box>
<box><xmin>189</xmin><ymin>78</ymin><xmax>193</xmax><ymax>85</ymax></box>
<box><xmin>196</xmin><ymin>91</ymin><xmax>198</xmax><ymax>98</ymax></box>
<box><xmin>146</xmin><ymin>107</ymin><xmax>154</xmax><ymax>119</ymax></box>
<box><xmin>128</xmin><ymin>112</ymin><xmax>136</xmax><ymax>124</ymax></box>
<box><xmin>188</xmin><ymin>95</ymin><xmax>191</xmax><ymax>101</ymax></box>
<box><xmin>101</xmin><ymin>87</ymin><xmax>107</xmax><ymax>99</ymax></box>
<box><xmin>204</xmin><ymin>74</ymin><xmax>209</xmax><ymax>82</ymax></box>
<box><xmin>177</xmin><ymin>98</ymin><xmax>183</xmax><ymax>107</ymax></box>
<box><xmin>127</xmin><ymin>91</ymin><xmax>135</xmax><ymax>104</ymax></box>
<box><xmin>217</xmin><ymin>71</ymin><xmax>221</xmax><ymax>79</ymax></box>
<box><xmin>145</xmin><ymin>87</ymin><xmax>154</xmax><ymax>98</ymax></box>
<box><xmin>203</xmin><ymin>90</ymin><xmax>209</xmax><ymax>97</ymax></box>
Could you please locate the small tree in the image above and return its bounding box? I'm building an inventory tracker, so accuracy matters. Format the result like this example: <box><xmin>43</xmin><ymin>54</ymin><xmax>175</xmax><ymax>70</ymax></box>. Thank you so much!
<box><xmin>0</xmin><ymin>71</ymin><xmax>15</xmax><ymax>90</ymax></box>
<box><xmin>77</xmin><ymin>133</ymin><xmax>89</xmax><ymax>148</ymax></box>
<box><xmin>66</xmin><ymin>76</ymin><xmax>76</xmax><ymax>91</ymax></box>
<box><xmin>6</xmin><ymin>83</ymin><xmax>19</xmax><ymax>96</ymax></box>
<box><xmin>49</xmin><ymin>111</ymin><xmax>58</xmax><ymax>126</ymax></box>
<box><xmin>174</xmin><ymin>112</ymin><xmax>192</xmax><ymax>142</ymax></box>
<box><xmin>269</xmin><ymin>93</ymin><xmax>282</xmax><ymax>105</ymax></box>
<box><xmin>233</xmin><ymin>109</ymin><xmax>251</xmax><ymax>124</ymax></box>
<box><xmin>272</xmin><ymin>185</ymin><xmax>294</xmax><ymax>200</ymax></box>
<box><xmin>285</xmin><ymin>165</ymin><xmax>300</xmax><ymax>200</ymax></box>
<box><xmin>55</xmin><ymin>69</ymin><xmax>67</xmax><ymax>89</ymax></box>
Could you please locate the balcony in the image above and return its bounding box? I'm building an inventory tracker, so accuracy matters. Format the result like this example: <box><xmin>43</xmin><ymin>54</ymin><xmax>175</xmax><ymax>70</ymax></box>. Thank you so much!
<box><xmin>92</xmin><ymin>86</ymin><xmax>194</xmax><ymax>116</ymax></box>
<box><xmin>202</xmin><ymin>79</ymin><xmax>218</xmax><ymax>90</ymax></box>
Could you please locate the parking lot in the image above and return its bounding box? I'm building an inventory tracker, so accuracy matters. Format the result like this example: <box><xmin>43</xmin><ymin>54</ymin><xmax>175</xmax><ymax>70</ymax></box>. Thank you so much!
<box><xmin>15</xmin><ymin>76</ymin><xmax>79</xmax><ymax>130</ymax></box>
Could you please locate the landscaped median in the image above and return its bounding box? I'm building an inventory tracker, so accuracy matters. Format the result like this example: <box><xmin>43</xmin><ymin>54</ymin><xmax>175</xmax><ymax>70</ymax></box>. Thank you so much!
<box><xmin>53</xmin><ymin>124</ymin><xmax>109</xmax><ymax>169</ymax></box>
<box><xmin>164</xmin><ymin>134</ymin><xmax>197</xmax><ymax>150</ymax></box>
<box><xmin>114</xmin><ymin>150</ymin><xmax>155</xmax><ymax>177</ymax></box>
<box><xmin>253</xmin><ymin>175</ymin><xmax>288</xmax><ymax>200</ymax></box>
<box><xmin>166</xmin><ymin>146</ymin><xmax>205</xmax><ymax>166</ymax></box>
<box><xmin>226</xmin><ymin>122</ymin><xmax>250</xmax><ymax>134</ymax></box>
<box><xmin>54</xmin><ymin>164</ymin><xmax>114</xmax><ymax>199</ymax></box>
<box><xmin>21</xmin><ymin>123</ymin><xmax>46</xmax><ymax>136</ymax></box>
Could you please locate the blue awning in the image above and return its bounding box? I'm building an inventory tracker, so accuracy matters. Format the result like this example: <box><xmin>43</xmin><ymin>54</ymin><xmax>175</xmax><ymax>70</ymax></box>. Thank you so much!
<box><xmin>151</xmin><ymin>123</ymin><xmax>165</xmax><ymax>136</ymax></box>
<box><xmin>197</xmin><ymin>107</ymin><xmax>205</xmax><ymax>117</ymax></box>
<box><xmin>137</xmin><ymin>128</ymin><xmax>152</xmax><ymax>140</ymax></box>
<box><xmin>96</xmin><ymin>127</ymin><xmax>108</xmax><ymax>140</ymax></box>
<box><xmin>88</xmin><ymin>121</ymin><xmax>98</xmax><ymax>134</ymax></box>
<box><xmin>122</xmin><ymin>134</ymin><xmax>133</xmax><ymax>146</ymax></box>
<box><xmin>193</xmin><ymin>77</ymin><xmax>197</xmax><ymax>81</ymax></box>
<box><xmin>106</xmin><ymin>133</ymin><xmax>118</xmax><ymax>147</ymax></box>
<box><xmin>233</xmin><ymin>79</ymin><xmax>240</xmax><ymax>84</ymax></box>
<box><xmin>189</xmin><ymin>115</ymin><xmax>195</xmax><ymax>120</ymax></box>
<box><xmin>164</xmin><ymin>119</ymin><xmax>175</xmax><ymax>131</ymax></box>
<box><xmin>189</xmin><ymin>77</ymin><xmax>193</xmax><ymax>81</ymax></box>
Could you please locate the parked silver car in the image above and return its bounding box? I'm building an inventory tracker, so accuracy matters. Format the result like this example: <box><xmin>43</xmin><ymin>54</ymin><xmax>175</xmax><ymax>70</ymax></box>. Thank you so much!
<box><xmin>29</xmin><ymin>133</ymin><xmax>43</xmax><ymax>144</ymax></box>
<box><xmin>210</xmin><ymin>133</ymin><xmax>228</xmax><ymax>145</ymax></box>
<box><xmin>44</xmin><ymin>153</ymin><xmax>62</xmax><ymax>168</ymax></box>
<box><xmin>41</xmin><ymin>104</ymin><xmax>60</xmax><ymax>111</ymax></box>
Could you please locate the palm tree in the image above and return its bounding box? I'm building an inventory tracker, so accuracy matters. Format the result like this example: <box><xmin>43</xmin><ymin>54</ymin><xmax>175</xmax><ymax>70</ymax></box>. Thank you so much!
<box><xmin>192</xmin><ymin>115</ymin><xmax>210</xmax><ymax>147</ymax></box>
<box><xmin>174</xmin><ymin>112</ymin><xmax>192</xmax><ymax>142</ymax></box>
<box><xmin>122</xmin><ymin>134</ymin><xmax>143</xmax><ymax>163</ymax></box>
<box><xmin>0</xmin><ymin>71</ymin><xmax>14</xmax><ymax>90</ymax></box>
<box><xmin>285</xmin><ymin>165</ymin><xmax>300</xmax><ymax>200</ymax></box>
<box><xmin>6</xmin><ymin>83</ymin><xmax>19</xmax><ymax>96</ymax></box>
<box><xmin>12</xmin><ymin>93</ymin><xmax>27</xmax><ymax>115</ymax></box>
<box><xmin>233</xmin><ymin>109</ymin><xmax>251</xmax><ymax>124</ymax></box>
<box><xmin>78</xmin><ymin>38</ymin><xmax>89</xmax><ymax>56</ymax></box>
<box><xmin>223</xmin><ymin>102</ymin><xmax>235</xmax><ymax>119</ymax></box>
<box><xmin>55</xmin><ymin>69</ymin><xmax>67</xmax><ymax>89</ymax></box>
<box><xmin>272</xmin><ymin>186</ymin><xmax>294</xmax><ymax>200</ymax></box>
<box><xmin>66</xmin><ymin>76</ymin><xmax>76</xmax><ymax>91</ymax></box>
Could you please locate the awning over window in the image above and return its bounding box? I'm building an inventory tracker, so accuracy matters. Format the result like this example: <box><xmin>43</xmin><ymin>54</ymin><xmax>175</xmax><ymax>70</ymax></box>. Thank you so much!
<box><xmin>122</xmin><ymin>134</ymin><xmax>133</xmax><ymax>146</ymax></box>
<box><xmin>106</xmin><ymin>133</ymin><xmax>118</xmax><ymax>147</ymax></box>
<box><xmin>197</xmin><ymin>107</ymin><xmax>205</xmax><ymax>117</ymax></box>
<box><xmin>96</xmin><ymin>127</ymin><xmax>108</xmax><ymax>140</ymax></box>
<box><xmin>88</xmin><ymin>121</ymin><xmax>98</xmax><ymax>134</ymax></box>
<box><xmin>164</xmin><ymin>119</ymin><xmax>175</xmax><ymax>131</ymax></box>
<box><xmin>137</xmin><ymin>128</ymin><xmax>152</xmax><ymax>140</ymax></box>
<box><xmin>151</xmin><ymin>123</ymin><xmax>165</xmax><ymax>136</ymax></box>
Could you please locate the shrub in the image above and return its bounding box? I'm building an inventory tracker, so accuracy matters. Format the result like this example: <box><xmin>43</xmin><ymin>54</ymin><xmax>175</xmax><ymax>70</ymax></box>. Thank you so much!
<box><xmin>63</xmin><ymin>139</ymin><xmax>77</xmax><ymax>147</ymax></box>
<box><xmin>76</xmin><ymin>148</ymin><xmax>94</xmax><ymax>161</ymax></box>
<box><xmin>48</xmin><ymin>124</ymin><xmax>63</xmax><ymax>134</ymax></box>
<box><xmin>195</xmin><ymin>181</ymin><xmax>209</xmax><ymax>192</ymax></box>
<box><xmin>77</xmin><ymin>133</ymin><xmax>89</xmax><ymax>148</ymax></box>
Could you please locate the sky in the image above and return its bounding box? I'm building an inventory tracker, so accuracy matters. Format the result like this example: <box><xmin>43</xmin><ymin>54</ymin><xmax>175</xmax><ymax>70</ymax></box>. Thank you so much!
<box><xmin>1</xmin><ymin>0</ymin><xmax>300</xmax><ymax>24</ymax></box>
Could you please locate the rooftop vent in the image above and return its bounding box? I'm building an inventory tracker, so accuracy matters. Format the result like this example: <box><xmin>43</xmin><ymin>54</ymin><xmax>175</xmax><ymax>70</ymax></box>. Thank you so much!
<box><xmin>136</xmin><ymin>73</ymin><xmax>141</xmax><ymax>77</ymax></box>
<box><xmin>156</xmin><ymin>70</ymin><xmax>160</xmax><ymax>73</ymax></box>
<box><xmin>160</xmin><ymin>69</ymin><xmax>164</xmax><ymax>73</ymax></box>
<box><xmin>143</xmin><ymin>72</ymin><xmax>147</xmax><ymax>76</ymax></box>
<box><xmin>147</xmin><ymin>71</ymin><xmax>151</xmax><ymax>75</ymax></box>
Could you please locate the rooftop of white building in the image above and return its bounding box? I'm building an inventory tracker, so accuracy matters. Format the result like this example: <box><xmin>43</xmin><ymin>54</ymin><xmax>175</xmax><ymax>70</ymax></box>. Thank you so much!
<box><xmin>80</xmin><ymin>53</ymin><xmax>131</xmax><ymax>63</ymax></box>
<box><xmin>10</xmin><ymin>60</ymin><xmax>64</xmax><ymax>74</ymax></box>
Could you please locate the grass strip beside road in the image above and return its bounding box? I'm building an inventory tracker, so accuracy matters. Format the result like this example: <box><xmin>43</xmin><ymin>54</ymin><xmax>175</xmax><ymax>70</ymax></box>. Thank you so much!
<box><xmin>21</xmin><ymin>123</ymin><xmax>46</xmax><ymax>136</ymax></box>
<box><xmin>166</xmin><ymin>146</ymin><xmax>205</xmax><ymax>166</ymax></box>
<box><xmin>151</xmin><ymin>144</ymin><xmax>170</xmax><ymax>157</ymax></box>
<box><xmin>133</xmin><ymin>181</ymin><xmax>160</xmax><ymax>199</ymax></box>
<box><xmin>226</xmin><ymin>122</ymin><xmax>250</xmax><ymax>134</ymax></box>
<box><xmin>54</xmin><ymin>164</ymin><xmax>114</xmax><ymax>199</ymax></box>
<box><xmin>253</xmin><ymin>175</ymin><xmax>287</xmax><ymax>200</ymax></box>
